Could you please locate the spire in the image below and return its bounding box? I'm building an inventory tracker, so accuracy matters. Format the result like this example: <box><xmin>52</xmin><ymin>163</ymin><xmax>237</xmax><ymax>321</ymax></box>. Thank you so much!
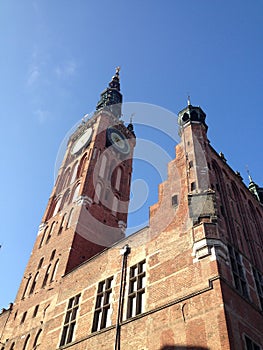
<box><xmin>96</xmin><ymin>67</ymin><xmax>123</xmax><ymax>118</ymax></box>
<box><xmin>247</xmin><ymin>167</ymin><xmax>263</xmax><ymax>204</ymax></box>
<box><xmin>246</xmin><ymin>166</ymin><xmax>253</xmax><ymax>183</ymax></box>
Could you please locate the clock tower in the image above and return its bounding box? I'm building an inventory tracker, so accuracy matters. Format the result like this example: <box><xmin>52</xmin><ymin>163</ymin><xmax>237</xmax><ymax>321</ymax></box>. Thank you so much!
<box><xmin>17</xmin><ymin>68</ymin><xmax>136</xmax><ymax>302</ymax></box>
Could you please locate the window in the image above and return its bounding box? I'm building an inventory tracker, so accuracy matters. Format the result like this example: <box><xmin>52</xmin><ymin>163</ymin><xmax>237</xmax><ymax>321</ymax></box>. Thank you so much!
<box><xmin>244</xmin><ymin>335</ymin><xmax>261</xmax><ymax>350</ymax></box>
<box><xmin>29</xmin><ymin>272</ymin><xmax>39</xmax><ymax>294</ymax></box>
<box><xmin>59</xmin><ymin>294</ymin><xmax>81</xmax><ymax>347</ymax></box>
<box><xmin>33</xmin><ymin>329</ymin><xmax>42</xmax><ymax>348</ymax></box>
<box><xmin>127</xmin><ymin>260</ymin><xmax>146</xmax><ymax>318</ymax></box>
<box><xmin>92</xmin><ymin>277</ymin><xmax>113</xmax><ymax>332</ymax></box>
<box><xmin>171</xmin><ymin>195</ymin><xmax>178</xmax><ymax>207</ymax></box>
<box><xmin>66</xmin><ymin>208</ymin><xmax>74</xmax><ymax>229</ymax></box>
<box><xmin>42</xmin><ymin>264</ymin><xmax>51</xmax><ymax>287</ymax></box>
<box><xmin>112</xmin><ymin>196</ymin><xmax>118</xmax><ymax>215</ymax></box>
<box><xmin>253</xmin><ymin>268</ymin><xmax>263</xmax><ymax>310</ymax></box>
<box><xmin>228</xmin><ymin>245</ymin><xmax>249</xmax><ymax>299</ymax></box>
<box><xmin>94</xmin><ymin>183</ymin><xmax>102</xmax><ymax>204</ymax></box>
<box><xmin>71</xmin><ymin>183</ymin><xmax>80</xmax><ymax>203</ymax></box>
<box><xmin>62</xmin><ymin>168</ymin><xmax>71</xmax><ymax>189</ymax></box>
<box><xmin>39</xmin><ymin>226</ymin><xmax>48</xmax><ymax>248</ymax></box>
<box><xmin>50</xmin><ymin>250</ymin><xmax>56</xmax><ymax>261</ymax></box>
<box><xmin>58</xmin><ymin>214</ymin><xmax>66</xmax><ymax>235</ymax></box>
<box><xmin>45</xmin><ymin>222</ymin><xmax>55</xmax><ymax>244</ymax></box>
<box><xmin>115</xmin><ymin>167</ymin><xmax>122</xmax><ymax>191</ymax></box>
<box><xmin>50</xmin><ymin>259</ymin><xmax>59</xmax><ymax>282</ymax></box>
<box><xmin>21</xmin><ymin>275</ymin><xmax>31</xmax><ymax>299</ymax></box>
<box><xmin>60</xmin><ymin>190</ymin><xmax>70</xmax><ymax>211</ymax></box>
<box><xmin>53</xmin><ymin>197</ymin><xmax>62</xmax><ymax>216</ymax></box>
<box><xmin>21</xmin><ymin>311</ymin><xmax>27</xmax><ymax>324</ymax></box>
<box><xmin>38</xmin><ymin>257</ymin><xmax>44</xmax><ymax>269</ymax></box>
<box><xmin>9</xmin><ymin>342</ymin><xmax>15</xmax><ymax>350</ymax></box>
<box><xmin>77</xmin><ymin>154</ymin><xmax>87</xmax><ymax>178</ymax></box>
<box><xmin>22</xmin><ymin>334</ymin><xmax>30</xmax><ymax>350</ymax></box>
<box><xmin>190</xmin><ymin>182</ymin><xmax>196</xmax><ymax>191</ymax></box>
<box><xmin>33</xmin><ymin>305</ymin><xmax>39</xmax><ymax>318</ymax></box>
<box><xmin>70</xmin><ymin>162</ymin><xmax>78</xmax><ymax>184</ymax></box>
<box><xmin>99</xmin><ymin>154</ymin><xmax>107</xmax><ymax>178</ymax></box>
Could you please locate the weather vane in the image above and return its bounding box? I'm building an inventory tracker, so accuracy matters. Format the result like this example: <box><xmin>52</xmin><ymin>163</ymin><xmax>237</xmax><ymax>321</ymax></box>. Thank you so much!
<box><xmin>246</xmin><ymin>165</ymin><xmax>253</xmax><ymax>182</ymax></box>
<box><xmin>130</xmin><ymin>112</ymin><xmax>135</xmax><ymax>124</ymax></box>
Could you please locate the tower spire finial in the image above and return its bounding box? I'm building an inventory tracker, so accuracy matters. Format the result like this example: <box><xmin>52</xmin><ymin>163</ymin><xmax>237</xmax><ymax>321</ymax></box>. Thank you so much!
<box><xmin>246</xmin><ymin>165</ymin><xmax>253</xmax><ymax>183</ymax></box>
<box><xmin>127</xmin><ymin>113</ymin><xmax>135</xmax><ymax>133</ymax></box>
<box><xmin>187</xmin><ymin>95</ymin><xmax>191</xmax><ymax>106</ymax></box>
<box><xmin>108</xmin><ymin>66</ymin><xmax>121</xmax><ymax>91</ymax></box>
<box><xmin>130</xmin><ymin>112</ymin><xmax>135</xmax><ymax>124</ymax></box>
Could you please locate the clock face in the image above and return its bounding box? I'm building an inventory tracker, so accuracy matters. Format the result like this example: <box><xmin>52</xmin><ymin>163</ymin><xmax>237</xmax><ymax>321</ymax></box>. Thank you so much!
<box><xmin>71</xmin><ymin>127</ymin><xmax>93</xmax><ymax>154</ymax></box>
<box><xmin>107</xmin><ymin>127</ymin><xmax>130</xmax><ymax>154</ymax></box>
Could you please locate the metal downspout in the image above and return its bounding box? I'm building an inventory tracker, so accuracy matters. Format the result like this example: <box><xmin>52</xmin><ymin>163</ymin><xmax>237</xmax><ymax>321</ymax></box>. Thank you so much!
<box><xmin>114</xmin><ymin>244</ymin><xmax>130</xmax><ymax>350</ymax></box>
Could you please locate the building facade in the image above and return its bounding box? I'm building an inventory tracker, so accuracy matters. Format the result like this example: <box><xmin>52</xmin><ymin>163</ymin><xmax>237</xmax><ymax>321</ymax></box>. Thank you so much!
<box><xmin>0</xmin><ymin>70</ymin><xmax>262</xmax><ymax>350</ymax></box>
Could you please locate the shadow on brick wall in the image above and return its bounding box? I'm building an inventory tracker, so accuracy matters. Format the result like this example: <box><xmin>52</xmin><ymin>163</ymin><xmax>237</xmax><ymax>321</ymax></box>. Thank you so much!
<box><xmin>160</xmin><ymin>346</ymin><xmax>209</xmax><ymax>350</ymax></box>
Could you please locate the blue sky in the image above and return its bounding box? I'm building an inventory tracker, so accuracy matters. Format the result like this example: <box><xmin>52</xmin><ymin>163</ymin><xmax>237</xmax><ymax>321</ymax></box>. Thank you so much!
<box><xmin>0</xmin><ymin>0</ymin><xmax>263</xmax><ymax>308</ymax></box>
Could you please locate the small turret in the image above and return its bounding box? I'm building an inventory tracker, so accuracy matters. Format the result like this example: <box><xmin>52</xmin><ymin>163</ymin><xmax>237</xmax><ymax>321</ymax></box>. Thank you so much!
<box><xmin>178</xmin><ymin>99</ymin><xmax>208</xmax><ymax>136</ymax></box>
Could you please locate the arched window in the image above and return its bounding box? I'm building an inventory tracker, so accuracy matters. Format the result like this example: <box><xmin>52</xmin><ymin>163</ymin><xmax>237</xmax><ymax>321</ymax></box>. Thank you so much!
<box><xmin>57</xmin><ymin>167</ymin><xmax>71</xmax><ymax>193</ymax></box>
<box><xmin>71</xmin><ymin>183</ymin><xmax>81</xmax><ymax>203</ymax></box>
<box><xmin>22</xmin><ymin>334</ymin><xmax>30</xmax><ymax>350</ymax></box>
<box><xmin>50</xmin><ymin>259</ymin><xmax>59</xmax><ymax>282</ymax></box>
<box><xmin>29</xmin><ymin>272</ymin><xmax>39</xmax><ymax>294</ymax></box>
<box><xmin>50</xmin><ymin>250</ymin><xmax>56</xmax><ymax>261</ymax></box>
<box><xmin>21</xmin><ymin>276</ymin><xmax>31</xmax><ymax>299</ymax></box>
<box><xmin>42</xmin><ymin>264</ymin><xmax>51</xmax><ymax>287</ymax></box>
<box><xmin>77</xmin><ymin>154</ymin><xmax>87</xmax><ymax>178</ymax></box>
<box><xmin>39</xmin><ymin>226</ymin><xmax>48</xmax><ymax>248</ymax></box>
<box><xmin>99</xmin><ymin>154</ymin><xmax>107</xmax><ymax>178</ymax></box>
<box><xmin>21</xmin><ymin>311</ymin><xmax>27</xmax><ymax>324</ymax></box>
<box><xmin>37</xmin><ymin>257</ymin><xmax>44</xmax><ymax>269</ymax></box>
<box><xmin>70</xmin><ymin>162</ymin><xmax>78</xmax><ymax>185</ymax></box>
<box><xmin>115</xmin><ymin>167</ymin><xmax>122</xmax><ymax>191</ymax></box>
<box><xmin>33</xmin><ymin>329</ymin><xmax>42</xmax><ymax>348</ymax></box>
<box><xmin>92</xmin><ymin>147</ymin><xmax>97</xmax><ymax>159</ymax></box>
<box><xmin>60</xmin><ymin>190</ymin><xmax>70</xmax><ymax>211</ymax></box>
<box><xmin>63</xmin><ymin>167</ymin><xmax>71</xmax><ymax>189</ymax></box>
<box><xmin>94</xmin><ymin>183</ymin><xmax>102</xmax><ymax>204</ymax></box>
<box><xmin>58</xmin><ymin>214</ymin><xmax>66</xmax><ymax>235</ymax></box>
<box><xmin>46</xmin><ymin>221</ymin><xmax>56</xmax><ymax>244</ymax></box>
<box><xmin>53</xmin><ymin>197</ymin><xmax>62</xmax><ymax>216</ymax></box>
<box><xmin>66</xmin><ymin>208</ymin><xmax>74</xmax><ymax>229</ymax></box>
<box><xmin>112</xmin><ymin>196</ymin><xmax>118</xmax><ymax>215</ymax></box>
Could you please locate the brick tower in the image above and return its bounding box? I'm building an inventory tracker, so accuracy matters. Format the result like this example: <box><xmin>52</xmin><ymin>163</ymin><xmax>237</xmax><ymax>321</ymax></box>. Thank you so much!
<box><xmin>0</xmin><ymin>76</ymin><xmax>262</xmax><ymax>350</ymax></box>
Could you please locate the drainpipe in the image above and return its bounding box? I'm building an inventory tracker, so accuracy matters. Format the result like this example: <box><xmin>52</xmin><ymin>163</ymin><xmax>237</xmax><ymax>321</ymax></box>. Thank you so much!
<box><xmin>114</xmin><ymin>244</ymin><xmax>130</xmax><ymax>350</ymax></box>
